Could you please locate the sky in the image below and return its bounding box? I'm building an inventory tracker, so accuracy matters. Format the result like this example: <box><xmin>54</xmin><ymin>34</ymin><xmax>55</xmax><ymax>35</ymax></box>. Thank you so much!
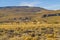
<box><xmin>0</xmin><ymin>0</ymin><xmax>60</xmax><ymax>10</ymax></box>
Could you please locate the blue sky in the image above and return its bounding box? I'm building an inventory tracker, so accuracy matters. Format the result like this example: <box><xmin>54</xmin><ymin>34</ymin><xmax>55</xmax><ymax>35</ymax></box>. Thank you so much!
<box><xmin>0</xmin><ymin>0</ymin><xmax>60</xmax><ymax>10</ymax></box>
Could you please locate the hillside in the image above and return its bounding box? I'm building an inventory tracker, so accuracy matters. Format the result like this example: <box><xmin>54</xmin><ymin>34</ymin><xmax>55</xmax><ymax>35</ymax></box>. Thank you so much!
<box><xmin>0</xmin><ymin>6</ymin><xmax>60</xmax><ymax>40</ymax></box>
<box><xmin>0</xmin><ymin>6</ymin><xmax>60</xmax><ymax>24</ymax></box>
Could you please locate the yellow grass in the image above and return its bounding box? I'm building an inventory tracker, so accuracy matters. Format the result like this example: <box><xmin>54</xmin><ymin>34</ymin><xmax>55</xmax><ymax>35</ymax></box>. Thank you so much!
<box><xmin>0</xmin><ymin>7</ymin><xmax>60</xmax><ymax>40</ymax></box>
<box><xmin>0</xmin><ymin>23</ymin><xmax>60</xmax><ymax>40</ymax></box>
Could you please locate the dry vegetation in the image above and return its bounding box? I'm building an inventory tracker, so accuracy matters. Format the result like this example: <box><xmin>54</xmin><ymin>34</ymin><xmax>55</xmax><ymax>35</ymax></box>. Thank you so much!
<box><xmin>0</xmin><ymin>6</ymin><xmax>60</xmax><ymax>40</ymax></box>
<box><xmin>0</xmin><ymin>24</ymin><xmax>60</xmax><ymax>40</ymax></box>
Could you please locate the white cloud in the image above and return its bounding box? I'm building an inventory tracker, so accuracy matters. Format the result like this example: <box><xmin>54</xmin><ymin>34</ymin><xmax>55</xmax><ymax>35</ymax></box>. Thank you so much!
<box><xmin>18</xmin><ymin>1</ymin><xmax>43</xmax><ymax>7</ymax></box>
<box><xmin>43</xmin><ymin>4</ymin><xmax>60</xmax><ymax>10</ymax></box>
<box><xmin>19</xmin><ymin>2</ymin><xmax>34</xmax><ymax>6</ymax></box>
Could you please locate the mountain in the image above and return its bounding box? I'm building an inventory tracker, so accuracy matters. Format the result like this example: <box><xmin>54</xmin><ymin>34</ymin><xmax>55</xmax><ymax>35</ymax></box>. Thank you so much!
<box><xmin>0</xmin><ymin>6</ymin><xmax>47</xmax><ymax>12</ymax></box>
<box><xmin>0</xmin><ymin>6</ymin><xmax>60</xmax><ymax>24</ymax></box>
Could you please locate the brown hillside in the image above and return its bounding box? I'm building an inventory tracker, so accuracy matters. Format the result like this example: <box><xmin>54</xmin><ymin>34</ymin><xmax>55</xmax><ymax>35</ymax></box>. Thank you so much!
<box><xmin>0</xmin><ymin>6</ymin><xmax>60</xmax><ymax>24</ymax></box>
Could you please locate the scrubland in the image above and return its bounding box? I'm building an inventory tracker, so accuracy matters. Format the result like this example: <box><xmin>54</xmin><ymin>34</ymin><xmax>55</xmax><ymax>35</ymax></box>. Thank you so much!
<box><xmin>0</xmin><ymin>23</ymin><xmax>60</xmax><ymax>40</ymax></box>
<box><xmin>0</xmin><ymin>6</ymin><xmax>60</xmax><ymax>40</ymax></box>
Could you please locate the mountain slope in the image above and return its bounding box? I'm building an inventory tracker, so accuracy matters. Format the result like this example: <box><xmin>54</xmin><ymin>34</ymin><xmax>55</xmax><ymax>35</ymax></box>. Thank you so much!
<box><xmin>0</xmin><ymin>6</ymin><xmax>60</xmax><ymax>24</ymax></box>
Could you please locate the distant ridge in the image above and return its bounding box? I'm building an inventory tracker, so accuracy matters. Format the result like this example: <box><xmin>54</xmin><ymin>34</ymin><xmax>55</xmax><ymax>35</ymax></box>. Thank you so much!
<box><xmin>0</xmin><ymin>6</ymin><xmax>48</xmax><ymax>14</ymax></box>
<box><xmin>0</xmin><ymin>6</ymin><xmax>47</xmax><ymax>10</ymax></box>
<box><xmin>0</xmin><ymin>6</ymin><xmax>30</xmax><ymax>8</ymax></box>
